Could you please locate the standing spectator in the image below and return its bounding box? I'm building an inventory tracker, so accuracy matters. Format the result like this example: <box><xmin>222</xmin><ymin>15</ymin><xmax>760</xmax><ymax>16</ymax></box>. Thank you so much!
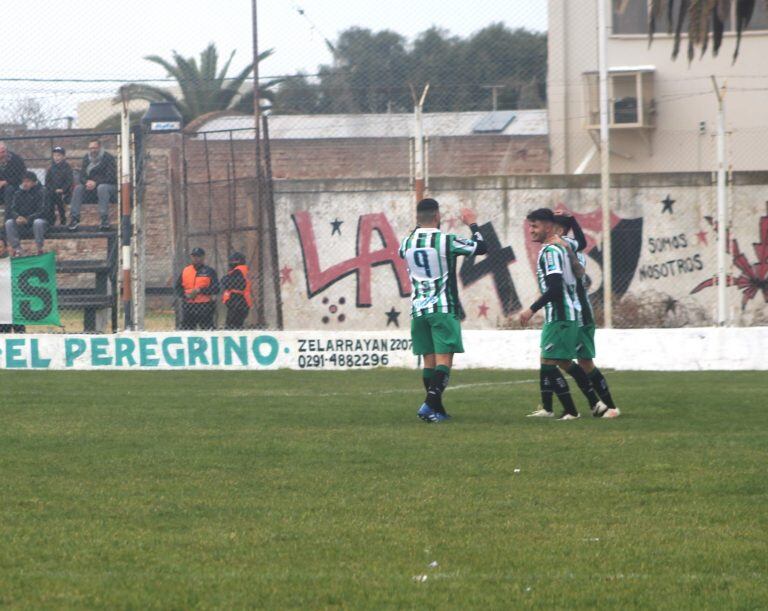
<box><xmin>220</xmin><ymin>251</ymin><xmax>252</xmax><ymax>329</ymax></box>
<box><xmin>5</xmin><ymin>171</ymin><xmax>48</xmax><ymax>256</ymax></box>
<box><xmin>0</xmin><ymin>141</ymin><xmax>27</xmax><ymax>209</ymax></box>
<box><xmin>68</xmin><ymin>139</ymin><xmax>117</xmax><ymax>232</ymax></box>
<box><xmin>45</xmin><ymin>146</ymin><xmax>73</xmax><ymax>225</ymax></box>
<box><xmin>175</xmin><ymin>247</ymin><xmax>219</xmax><ymax>330</ymax></box>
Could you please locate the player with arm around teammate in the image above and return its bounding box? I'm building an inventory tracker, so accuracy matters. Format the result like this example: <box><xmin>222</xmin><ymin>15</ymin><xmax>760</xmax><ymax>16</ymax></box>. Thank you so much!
<box><xmin>519</xmin><ymin>208</ymin><xmax>600</xmax><ymax>421</ymax></box>
<box><xmin>525</xmin><ymin>213</ymin><xmax>610</xmax><ymax>417</ymax></box>
<box><xmin>398</xmin><ymin>198</ymin><xmax>487</xmax><ymax>423</ymax></box>
<box><xmin>551</xmin><ymin>213</ymin><xmax>620</xmax><ymax>418</ymax></box>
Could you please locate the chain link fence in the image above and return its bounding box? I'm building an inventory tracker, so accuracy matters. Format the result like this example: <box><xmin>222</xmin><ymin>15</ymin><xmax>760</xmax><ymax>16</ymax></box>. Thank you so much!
<box><xmin>1</xmin><ymin>0</ymin><xmax>767</xmax><ymax>333</ymax></box>
<box><xmin>0</xmin><ymin>131</ymin><xmax>120</xmax><ymax>333</ymax></box>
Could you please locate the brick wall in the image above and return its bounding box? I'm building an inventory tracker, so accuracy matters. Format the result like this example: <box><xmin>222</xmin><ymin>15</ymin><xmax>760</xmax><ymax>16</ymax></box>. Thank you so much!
<box><xmin>1</xmin><ymin>129</ymin><xmax>550</xmax><ymax>297</ymax></box>
<box><xmin>141</xmin><ymin>135</ymin><xmax>177</xmax><ymax>287</ymax></box>
<box><xmin>427</xmin><ymin>136</ymin><xmax>550</xmax><ymax>176</ymax></box>
<box><xmin>183</xmin><ymin>134</ymin><xmax>549</xmax><ymax>182</ymax></box>
<box><xmin>0</xmin><ymin>129</ymin><xmax>120</xmax><ymax>172</ymax></box>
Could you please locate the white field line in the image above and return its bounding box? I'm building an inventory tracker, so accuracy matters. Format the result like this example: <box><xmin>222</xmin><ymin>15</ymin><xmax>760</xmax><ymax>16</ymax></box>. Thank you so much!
<box><xmin>225</xmin><ymin>378</ymin><xmax>537</xmax><ymax>398</ymax></box>
<box><xmin>446</xmin><ymin>379</ymin><xmax>537</xmax><ymax>392</ymax></box>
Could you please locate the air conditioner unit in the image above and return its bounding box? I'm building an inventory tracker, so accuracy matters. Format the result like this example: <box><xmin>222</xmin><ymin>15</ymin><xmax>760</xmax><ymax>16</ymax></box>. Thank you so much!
<box><xmin>583</xmin><ymin>66</ymin><xmax>655</xmax><ymax>131</ymax></box>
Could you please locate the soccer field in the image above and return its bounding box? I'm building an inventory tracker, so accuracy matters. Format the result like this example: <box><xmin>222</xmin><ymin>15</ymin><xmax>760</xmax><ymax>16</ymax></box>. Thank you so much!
<box><xmin>1</xmin><ymin>369</ymin><xmax>766</xmax><ymax>609</ymax></box>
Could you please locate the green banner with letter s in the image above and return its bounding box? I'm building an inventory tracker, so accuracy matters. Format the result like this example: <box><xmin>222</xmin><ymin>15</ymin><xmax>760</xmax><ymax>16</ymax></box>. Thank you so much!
<box><xmin>12</xmin><ymin>252</ymin><xmax>60</xmax><ymax>326</ymax></box>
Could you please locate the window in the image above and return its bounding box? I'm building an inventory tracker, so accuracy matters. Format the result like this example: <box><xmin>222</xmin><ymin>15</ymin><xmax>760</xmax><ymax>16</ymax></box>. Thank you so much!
<box><xmin>746</xmin><ymin>3</ymin><xmax>768</xmax><ymax>30</ymax></box>
<box><xmin>611</xmin><ymin>0</ymin><xmax>768</xmax><ymax>35</ymax></box>
<box><xmin>612</xmin><ymin>0</ymin><xmax>648</xmax><ymax>35</ymax></box>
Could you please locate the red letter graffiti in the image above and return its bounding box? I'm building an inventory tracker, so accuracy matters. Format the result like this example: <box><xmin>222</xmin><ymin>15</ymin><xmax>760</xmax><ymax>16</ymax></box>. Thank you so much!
<box><xmin>691</xmin><ymin>203</ymin><xmax>768</xmax><ymax>309</ymax></box>
<box><xmin>292</xmin><ymin>211</ymin><xmax>411</xmax><ymax>307</ymax></box>
<box><xmin>524</xmin><ymin>204</ymin><xmax>643</xmax><ymax>299</ymax></box>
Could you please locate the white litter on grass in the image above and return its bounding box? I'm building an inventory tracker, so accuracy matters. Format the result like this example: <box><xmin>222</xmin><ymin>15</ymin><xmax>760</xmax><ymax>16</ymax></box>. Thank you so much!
<box><xmin>428</xmin><ymin>561</ymin><xmax>439</xmax><ymax>568</ymax></box>
<box><xmin>525</xmin><ymin>587</ymin><xmax>532</xmax><ymax>592</ymax></box>
<box><xmin>583</xmin><ymin>537</ymin><xmax>600</xmax><ymax>542</ymax></box>
<box><xmin>413</xmin><ymin>574</ymin><xmax>429</xmax><ymax>583</ymax></box>
<box><xmin>513</xmin><ymin>468</ymin><xmax>521</xmax><ymax>474</ymax></box>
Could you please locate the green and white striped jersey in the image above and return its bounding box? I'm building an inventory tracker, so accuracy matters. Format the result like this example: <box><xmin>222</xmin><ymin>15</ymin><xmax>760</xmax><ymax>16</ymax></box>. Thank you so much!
<box><xmin>536</xmin><ymin>243</ymin><xmax>580</xmax><ymax>323</ymax></box>
<box><xmin>399</xmin><ymin>228</ymin><xmax>479</xmax><ymax>317</ymax></box>
<box><xmin>562</xmin><ymin>236</ymin><xmax>594</xmax><ymax>325</ymax></box>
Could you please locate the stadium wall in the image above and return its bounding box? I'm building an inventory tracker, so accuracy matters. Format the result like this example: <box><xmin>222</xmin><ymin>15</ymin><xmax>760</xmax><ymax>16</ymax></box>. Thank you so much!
<box><xmin>5</xmin><ymin>129</ymin><xmax>766</xmax><ymax>331</ymax></box>
<box><xmin>0</xmin><ymin>327</ymin><xmax>765</xmax><ymax>370</ymax></box>
<box><xmin>274</xmin><ymin>173</ymin><xmax>768</xmax><ymax>329</ymax></box>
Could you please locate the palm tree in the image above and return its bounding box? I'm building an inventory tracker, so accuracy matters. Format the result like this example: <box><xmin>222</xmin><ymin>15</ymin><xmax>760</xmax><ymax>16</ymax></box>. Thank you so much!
<box><xmin>649</xmin><ymin>0</ymin><xmax>768</xmax><ymax>61</ymax></box>
<box><xmin>96</xmin><ymin>43</ymin><xmax>280</xmax><ymax>129</ymax></box>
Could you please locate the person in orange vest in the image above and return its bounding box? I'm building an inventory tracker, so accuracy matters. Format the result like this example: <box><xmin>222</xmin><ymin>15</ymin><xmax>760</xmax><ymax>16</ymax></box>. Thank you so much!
<box><xmin>175</xmin><ymin>247</ymin><xmax>219</xmax><ymax>330</ymax></box>
<box><xmin>220</xmin><ymin>251</ymin><xmax>252</xmax><ymax>329</ymax></box>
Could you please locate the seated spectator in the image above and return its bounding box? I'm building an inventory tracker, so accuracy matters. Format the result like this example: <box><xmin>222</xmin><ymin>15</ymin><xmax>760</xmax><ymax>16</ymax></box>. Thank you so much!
<box><xmin>68</xmin><ymin>139</ymin><xmax>117</xmax><ymax>232</ymax></box>
<box><xmin>221</xmin><ymin>251</ymin><xmax>252</xmax><ymax>329</ymax></box>
<box><xmin>45</xmin><ymin>146</ymin><xmax>73</xmax><ymax>226</ymax></box>
<box><xmin>0</xmin><ymin>141</ymin><xmax>27</xmax><ymax>209</ymax></box>
<box><xmin>5</xmin><ymin>171</ymin><xmax>48</xmax><ymax>256</ymax></box>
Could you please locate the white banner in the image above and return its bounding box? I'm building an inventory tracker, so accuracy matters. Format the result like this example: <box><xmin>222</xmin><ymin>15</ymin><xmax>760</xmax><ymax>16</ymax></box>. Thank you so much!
<box><xmin>0</xmin><ymin>331</ymin><xmax>412</xmax><ymax>371</ymax></box>
<box><xmin>0</xmin><ymin>258</ymin><xmax>11</xmax><ymax>323</ymax></box>
<box><xmin>0</xmin><ymin>328</ymin><xmax>765</xmax><ymax>371</ymax></box>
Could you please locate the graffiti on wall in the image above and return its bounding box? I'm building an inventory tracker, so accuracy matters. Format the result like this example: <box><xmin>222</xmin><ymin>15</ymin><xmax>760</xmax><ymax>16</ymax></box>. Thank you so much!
<box><xmin>275</xmin><ymin>186</ymin><xmax>768</xmax><ymax>329</ymax></box>
<box><xmin>459</xmin><ymin>222</ymin><xmax>520</xmax><ymax>316</ymax></box>
<box><xmin>291</xmin><ymin>211</ymin><xmax>411</xmax><ymax>307</ymax></box>
<box><xmin>691</xmin><ymin>203</ymin><xmax>768</xmax><ymax>309</ymax></box>
<box><xmin>522</xmin><ymin>204</ymin><xmax>644</xmax><ymax>303</ymax></box>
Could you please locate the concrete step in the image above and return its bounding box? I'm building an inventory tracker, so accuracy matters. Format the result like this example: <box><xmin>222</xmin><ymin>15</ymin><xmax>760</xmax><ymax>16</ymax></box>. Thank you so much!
<box><xmin>57</xmin><ymin>259</ymin><xmax>113</xmax><ymax>274</ymax></box>
<box><xmin>47</xmin><ymin>226</ymin><xmax>117</xmax><ymax>239</ymax></box>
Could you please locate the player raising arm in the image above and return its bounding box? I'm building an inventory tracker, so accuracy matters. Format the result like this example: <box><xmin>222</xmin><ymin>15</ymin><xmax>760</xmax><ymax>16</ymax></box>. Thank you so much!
<box><xmin>398</xmin><ymin>198</ymin><xmax>487</xmax><ymax>423</ymax></box>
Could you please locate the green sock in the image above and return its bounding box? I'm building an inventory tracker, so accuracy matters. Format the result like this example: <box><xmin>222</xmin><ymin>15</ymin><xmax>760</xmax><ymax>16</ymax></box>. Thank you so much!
<box><xmin>422</xmin><ymin>368</ymin><xmax>434</xmax><ymax>392</ymax></box>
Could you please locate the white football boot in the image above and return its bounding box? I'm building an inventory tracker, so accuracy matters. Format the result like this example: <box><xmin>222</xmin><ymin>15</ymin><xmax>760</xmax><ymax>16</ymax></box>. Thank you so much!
<box><xmin>591</xmin><ymin>400</ymin><xmax>609</xmax><ymax>418</ymax></box>
<box><xmin>557</xmin><ymin>413</ymin><xmax>580</xmax><ymax>421</ymax></box>
<box><xmin>526</xmin><ymin>407</ymin><xmax>555</xmax><ymax>418</ymax></box>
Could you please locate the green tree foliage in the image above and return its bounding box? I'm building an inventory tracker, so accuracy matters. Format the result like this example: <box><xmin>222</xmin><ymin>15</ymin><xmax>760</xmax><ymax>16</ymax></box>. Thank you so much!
<box><xmin>96</xmin><ymin>43</ymin><xmax>280</xmax><ymax>130</ymax></box>
<box><xmin>272</xmin><ymin>24</ymin><xmax>546</xmax><ymax>115</ymax></box>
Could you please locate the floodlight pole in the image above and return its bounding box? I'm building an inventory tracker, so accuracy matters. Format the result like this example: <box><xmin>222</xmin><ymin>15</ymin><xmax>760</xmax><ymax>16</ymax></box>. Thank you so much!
<box><xmin>251</xmin><ymin>0</ymin><xmax>266</xmax><ymax>326</ymax></box>
<box><xmin>412</xmin><ymin>84</ymin><xmax>429</xmax><ymax>203</ymax></box>
<box><xmin>598</xmin><ymin>0</ymin><xmax>613</xmax><ymax>328</ymax></box>
<box><xmin>119</xmin><ymin>86</ymin><xmax>133</xmax><ymax>330</ymax></box>
<box><xmin>711</xmin><ymin>76</ymin><xmax>729</xmax><ymax>326</ymax></box>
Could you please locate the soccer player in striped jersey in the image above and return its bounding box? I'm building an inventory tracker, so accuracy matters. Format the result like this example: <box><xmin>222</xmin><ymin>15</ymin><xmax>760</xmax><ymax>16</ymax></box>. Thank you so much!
<box><xmin>398</xmin><ymin>198</ymin><xmax>487</xmax><ymax>423</ymax></box>
<box><xmin>519</xmin><ymin>208</ymin><xmax>600</xmax><ymax>421</ymax></box>
<box><xmin>552</xmin><ymin>213</ymin><xmax>620</xmax><ymax>418</ymax></box>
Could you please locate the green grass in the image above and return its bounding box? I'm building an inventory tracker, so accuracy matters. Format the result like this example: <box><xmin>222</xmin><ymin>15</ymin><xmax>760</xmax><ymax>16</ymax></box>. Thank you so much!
<box><xmin>0</xmin><ymin>369</ymin><xmax>766</xmax><ymax>609</ymax></box>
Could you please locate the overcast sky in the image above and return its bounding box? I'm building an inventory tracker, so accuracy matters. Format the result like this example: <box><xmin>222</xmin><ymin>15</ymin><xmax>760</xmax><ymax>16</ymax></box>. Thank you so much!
<box><xmin>2</xmin><ymin>1</ymin><xmax>546</xmax><ymax>122</ymax></box>
<box><xmin>9</xmin><ymin>0</ymin><xmax>547</xmax><ymax>79</ymax></box>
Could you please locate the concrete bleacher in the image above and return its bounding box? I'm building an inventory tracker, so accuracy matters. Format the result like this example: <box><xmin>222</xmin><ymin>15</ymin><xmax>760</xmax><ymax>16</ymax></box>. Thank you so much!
<box><xmin>3</xmin><ymin>202</ymin><xmax>119</xmax><ymax>332</ymax></box>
